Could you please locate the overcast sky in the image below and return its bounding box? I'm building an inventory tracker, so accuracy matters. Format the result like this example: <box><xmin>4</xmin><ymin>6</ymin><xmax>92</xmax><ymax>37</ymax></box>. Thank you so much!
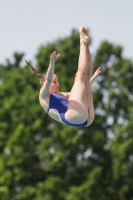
<box><xmin>0</xmin><ymin>0</ymin><xmax>133</xmax><ymax>65</ymax></box>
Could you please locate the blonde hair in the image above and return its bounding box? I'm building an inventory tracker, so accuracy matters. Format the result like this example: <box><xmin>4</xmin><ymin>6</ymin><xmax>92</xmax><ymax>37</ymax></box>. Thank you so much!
<box><xmin>25</xmin><ymin>60</ymin><xmax>46</xmax><ymax>86</ymax></box>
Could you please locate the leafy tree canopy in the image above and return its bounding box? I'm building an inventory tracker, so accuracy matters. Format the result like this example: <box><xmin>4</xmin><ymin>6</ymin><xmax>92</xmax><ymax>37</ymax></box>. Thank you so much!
<box><xmin>0</xmin><ymin>29</ymin><xmax>133</xmax><ymax>200</ymax></box>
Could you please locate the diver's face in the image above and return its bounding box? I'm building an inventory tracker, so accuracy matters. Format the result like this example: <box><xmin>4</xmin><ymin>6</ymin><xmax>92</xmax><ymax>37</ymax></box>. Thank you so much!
<box><xmin>50</xmin><ymin>75</ymin><xmax>59</xmax><ymax>93</ymax></box>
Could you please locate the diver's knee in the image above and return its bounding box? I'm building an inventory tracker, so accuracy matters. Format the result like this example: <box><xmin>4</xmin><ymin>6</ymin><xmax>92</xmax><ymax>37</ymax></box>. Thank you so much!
<box><xmin>76</xmin><ymin>71</ymin><xmax>86</xmax><ymax>76</ymax></box>
<box><xmin>75</xmin><ymin>72</ymin><xmax>86</xmax><ymax>82</ymax></box>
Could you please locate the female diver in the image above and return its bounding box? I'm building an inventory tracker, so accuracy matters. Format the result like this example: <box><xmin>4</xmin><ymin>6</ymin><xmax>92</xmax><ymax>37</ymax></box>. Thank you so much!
<box><xmin>25</xmin><ymin>27</ymin><xmax>101</xmax><ymax>128</ymax></box>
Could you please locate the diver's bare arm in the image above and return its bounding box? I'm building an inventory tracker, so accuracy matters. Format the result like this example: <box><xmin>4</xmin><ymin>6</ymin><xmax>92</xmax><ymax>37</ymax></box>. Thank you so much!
<box><xmin>39</xmin><ymin>62</ymin><xmax>54</xmax><ymax>98</ymax></box>
<box><xmin>46</xmin><ymin>51</ymin><xmax>60</xmax><ymax>81</ymax></box>
<box><xmin>40</xmin><ymin>51</ymin><xmax>60</xmax><ymax>98</ymax></box>
<box><xmin>90</xmin><ymin>67</ymin><xmax>101</xmax><ymax>85</ymax></box>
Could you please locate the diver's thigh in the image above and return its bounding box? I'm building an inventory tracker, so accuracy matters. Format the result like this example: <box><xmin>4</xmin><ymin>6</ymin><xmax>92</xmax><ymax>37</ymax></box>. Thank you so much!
<box><xmin>65</xmin><ymin>77</ymin><xmax>88</xmax><ymax>123</ymax></box>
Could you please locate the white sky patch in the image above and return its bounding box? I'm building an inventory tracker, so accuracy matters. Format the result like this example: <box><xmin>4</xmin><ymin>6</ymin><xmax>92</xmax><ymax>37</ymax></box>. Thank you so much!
<box><xmin>0</xmin><ymin>0</ymin><xmax>133</xmax><ymax>65</ymax></box>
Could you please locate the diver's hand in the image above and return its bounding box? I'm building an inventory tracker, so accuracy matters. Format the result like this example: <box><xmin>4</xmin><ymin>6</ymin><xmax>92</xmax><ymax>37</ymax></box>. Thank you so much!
<box><xmin>92</xmin><ymin>67</ymin><xmax>101</xmax><ymax>79</ymax></box>
<box><xmin>90</xmin><ymin>67</ymin><xmax>101</xmax><ymax>84</ymax></box>
<box><xmin>50</xmin><ymin>51</ymin><xmax>60</xmax><ymax>62</ymax></box>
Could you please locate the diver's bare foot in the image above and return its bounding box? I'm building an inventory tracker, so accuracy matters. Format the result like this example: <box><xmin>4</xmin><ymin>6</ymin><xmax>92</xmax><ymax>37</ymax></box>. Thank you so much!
<box><xmin>79</xmin><ymin>27</ymin><xmax>90</xmax><ymax>45</ymax></box>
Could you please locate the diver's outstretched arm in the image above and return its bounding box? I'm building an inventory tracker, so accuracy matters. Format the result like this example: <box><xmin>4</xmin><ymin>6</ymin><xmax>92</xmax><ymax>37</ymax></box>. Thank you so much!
<box><xmin>40</xmin><ymin>51</ymin><xmax>60</xmax><ymax>98</ymax></box>
<box><xmin>90</xmin><ymin>67</ymin><xmax>101</xmax><ymax>85</ymax></box>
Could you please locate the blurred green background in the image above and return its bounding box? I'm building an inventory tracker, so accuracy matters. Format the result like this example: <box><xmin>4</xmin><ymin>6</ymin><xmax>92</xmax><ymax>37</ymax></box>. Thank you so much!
<box><xmin>0</xmin><ymin>29</ymin><xmax>133</xmax><ymax>200</ymax></box>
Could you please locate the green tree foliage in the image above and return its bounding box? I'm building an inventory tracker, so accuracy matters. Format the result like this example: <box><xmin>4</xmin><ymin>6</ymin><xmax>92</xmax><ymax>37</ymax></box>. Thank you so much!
<box><xmin>0</xmin><ymin>29</ymin><xmax>133</xmax><ymax>200</ymax></box>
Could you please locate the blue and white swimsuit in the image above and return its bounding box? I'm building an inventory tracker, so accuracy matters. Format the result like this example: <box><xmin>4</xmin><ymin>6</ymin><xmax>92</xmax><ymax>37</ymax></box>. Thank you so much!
<box><xmin>47</xmin><ymin>93</ymin><xmax>88</xmax><ymax>128</ymax></box>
